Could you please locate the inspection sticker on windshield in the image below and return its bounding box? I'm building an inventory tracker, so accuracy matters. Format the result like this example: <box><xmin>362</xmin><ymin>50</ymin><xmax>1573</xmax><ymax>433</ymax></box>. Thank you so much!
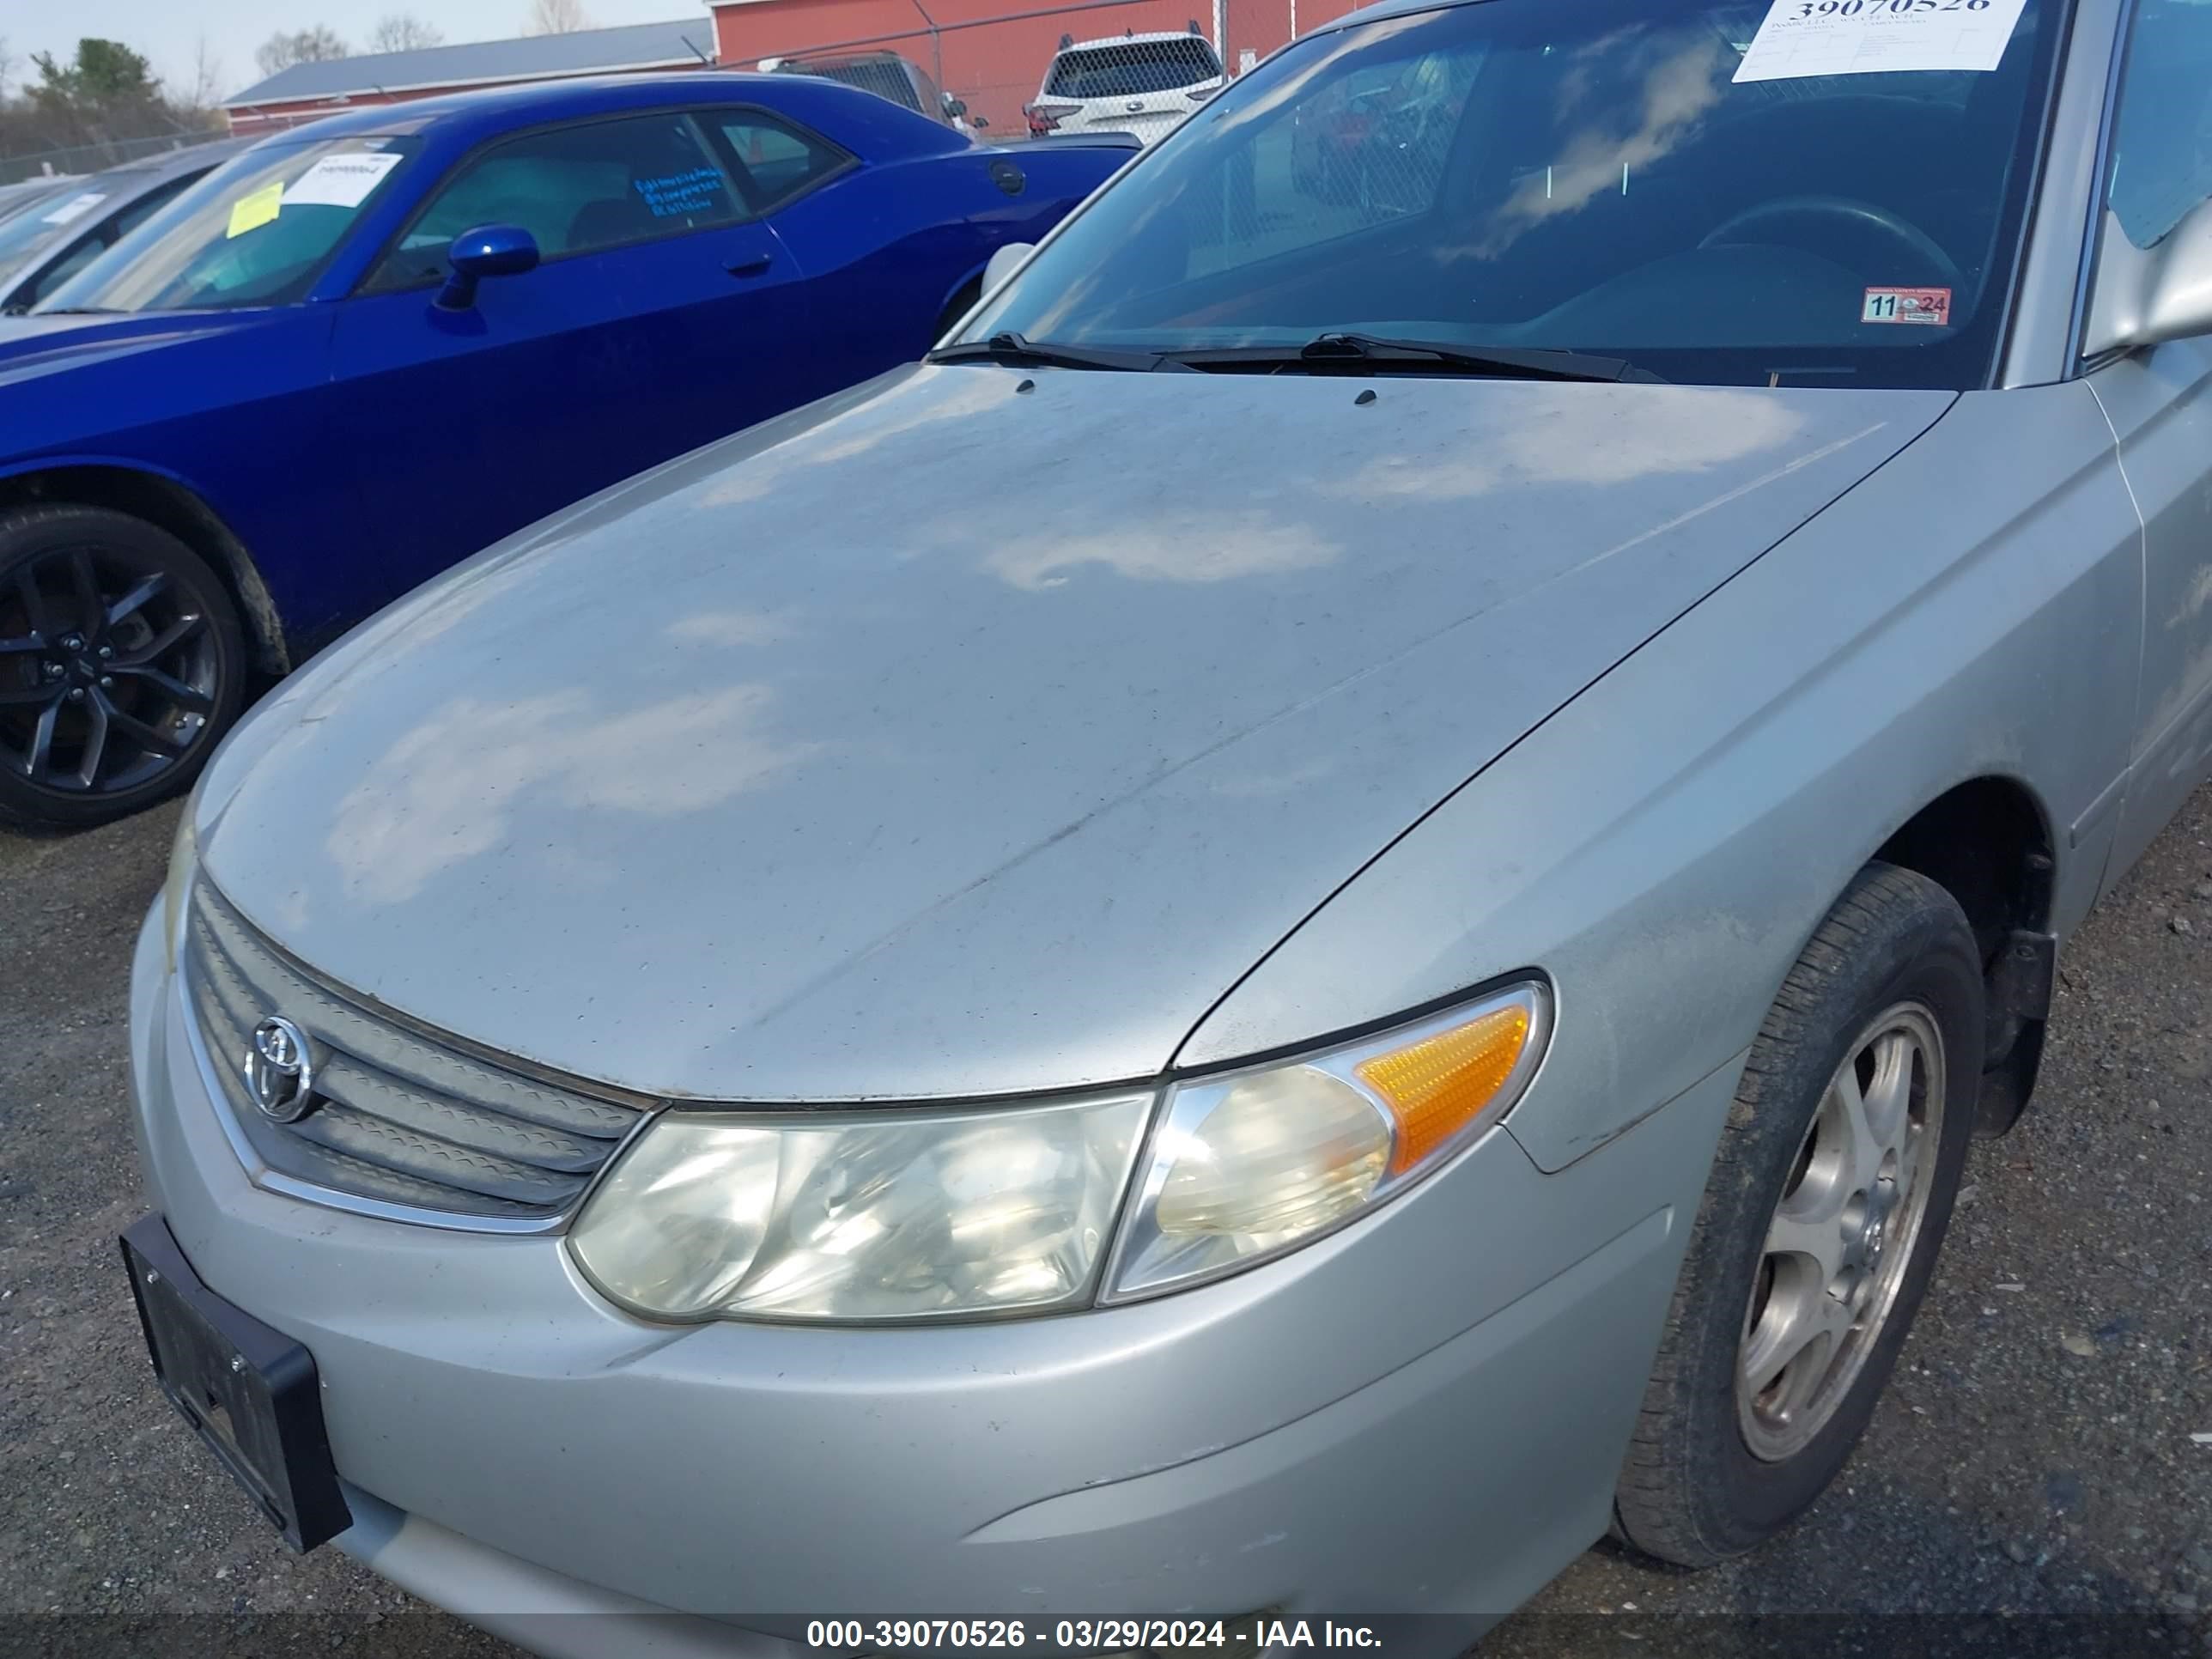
<box><xmin>1735</xmin><ymin>0</ymin><xmax>2031</xmax><ymax>82</ymax></box>
<box><xmin>225</xmin><ymin>182</ymin><xmax>284</xmax><ymax>240</ymax></box>
<box><xmin>282</xmin><ymin>151</ymin><xmax>403</xmax><ymax>210</ymax></box>
<box><xmin>39</xmin><ymin>191</ymin><xmax>107</xmax><ymax>227</ymax></box>
<box><xmin>1863</xmin><ymin>286</ymin><xmax>1952</xmax><ymax>325</ymax></box>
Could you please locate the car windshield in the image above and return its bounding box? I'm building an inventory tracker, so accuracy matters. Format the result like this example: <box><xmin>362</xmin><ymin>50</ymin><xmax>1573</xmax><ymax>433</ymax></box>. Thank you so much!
<box><xmin>36</xmin><ymin>136</ymin><xmax>420</xmax><ymax>315</ymax></box>
<box><xmin>969</xmin><ymin>0</ymin><xmax>2063</xmax><ymax>389</ymax></box>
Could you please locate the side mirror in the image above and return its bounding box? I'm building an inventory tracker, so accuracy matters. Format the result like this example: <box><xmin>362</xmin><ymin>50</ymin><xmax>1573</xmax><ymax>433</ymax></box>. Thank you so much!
<box><xmin>944</xmin><ymin>95</ymin><xmax>969</xmax><ymax>118</ymax></box>
<box><xmin>434</xmin><ymin>223</ymin><xmax>540</xmax><ymax>313</ymax></box>
<box><xmin>982</xmin><ymin>241</ymin><xmax>1035</xmax><ymax>295</ymax></box>
<box><xmin>2082</xmin><ymin>197</ymin><xmax>2212</xmax><ymax>358</ymax></box>
<box><xmin>972</xmin><ymin>115</ymin><xmax>990</xmax><ymax>129</ymax></box>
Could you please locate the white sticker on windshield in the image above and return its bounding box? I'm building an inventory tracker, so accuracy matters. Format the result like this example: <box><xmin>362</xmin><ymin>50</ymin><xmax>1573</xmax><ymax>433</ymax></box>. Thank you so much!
<box><xmin>1734</xmin><ymin>0</ymin><xmax>2031</xmax><ymax>82</ymax></box>
<box><xmin>40</xmin><ymin>191</ymin><xmax>108</xmax><ymax>227</ymax></box>
<box><xmin>281</xmin><ymin>151</ymin><xmax>403</xmax><ymax>210</ymax></box>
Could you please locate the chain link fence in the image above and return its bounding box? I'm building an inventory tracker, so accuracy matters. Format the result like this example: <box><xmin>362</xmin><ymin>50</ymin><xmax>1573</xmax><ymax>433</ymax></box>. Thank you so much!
<box><xmin>0</xmin><ymin>129</ymin><xmax>231</xmax><ymax>187</ymax></box>
<box><xmin>732</xmin><ymin>0</ymin><xmax>1356</xmax><ymax>148</ymax></box>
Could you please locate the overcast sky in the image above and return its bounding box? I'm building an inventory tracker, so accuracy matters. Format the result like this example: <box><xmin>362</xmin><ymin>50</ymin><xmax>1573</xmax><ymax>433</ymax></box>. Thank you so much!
<box><xmin>4</xmin><ymin>0</ymin><xmax>708</xmax><ymax>104</ymax></box>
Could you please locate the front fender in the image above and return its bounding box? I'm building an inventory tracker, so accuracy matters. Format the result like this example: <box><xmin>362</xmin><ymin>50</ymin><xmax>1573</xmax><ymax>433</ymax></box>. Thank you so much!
<box><xmin>1176</xmin><ymin>383</ymin><xmax>2141</xmax><ymax>1172</ymax></box>
<box><xmin>0</xmin><ymin>453</ymin><xmax>289</xmax><ymax>672</ymax></box>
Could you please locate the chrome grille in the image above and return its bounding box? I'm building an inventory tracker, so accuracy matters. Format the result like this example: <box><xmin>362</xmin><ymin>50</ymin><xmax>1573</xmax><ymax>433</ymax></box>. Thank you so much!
<box><xmin>183</xmin><ymin>879</ymin><xmax>653</xmax><ymax>1224</ymax></box>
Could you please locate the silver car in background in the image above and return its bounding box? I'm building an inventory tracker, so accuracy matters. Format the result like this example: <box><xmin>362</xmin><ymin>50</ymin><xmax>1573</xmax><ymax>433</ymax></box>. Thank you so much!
<box><xmin>123</xmin><ymin>0</ymin><xmax>2212</xmax><ymax>1650</ymax></box>
<box><xmin>0</xmin><ymin>140</ymin><xmax>245</xmax><ymax>315</ymax></box>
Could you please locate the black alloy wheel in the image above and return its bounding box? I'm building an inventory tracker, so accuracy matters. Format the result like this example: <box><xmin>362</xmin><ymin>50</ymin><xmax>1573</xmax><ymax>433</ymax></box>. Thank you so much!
<box><xmin>0</xmin><ymin>506</ymin><xmax>246</xmax><ymax>829</ymax></box>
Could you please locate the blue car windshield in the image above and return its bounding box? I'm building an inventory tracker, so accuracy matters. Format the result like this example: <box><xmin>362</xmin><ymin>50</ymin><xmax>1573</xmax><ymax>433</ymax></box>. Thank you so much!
<box><xmin>37</xmin><ymin>136</ymin><xmax>420</xmax><ymax>315</ymax></box>
<box><xmin>966</xmin><ymin>0</ymin><xmax>2065</xmax><ymax>389</ymax></box>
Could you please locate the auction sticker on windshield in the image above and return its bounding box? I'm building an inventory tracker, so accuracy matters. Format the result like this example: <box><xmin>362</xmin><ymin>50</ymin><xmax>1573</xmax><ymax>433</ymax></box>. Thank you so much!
<box><xmin>225</xmin><ymin>182</ymin><xmax>283</xmax><ymax>240</ymax></box>
<box><xmin>282</xmin><ymin>151</ymin><xmax>403</xmax><ymax>210</ymax></box>
<box><xmin>1735</xmin><ymin>0</ymin><xmax>2031</xmax><ymax>82</ymax></box>
<box><xmin>1863</xmin><ymin>286</ymin><xmax>1953</xmax><ymax>325</ymax></box>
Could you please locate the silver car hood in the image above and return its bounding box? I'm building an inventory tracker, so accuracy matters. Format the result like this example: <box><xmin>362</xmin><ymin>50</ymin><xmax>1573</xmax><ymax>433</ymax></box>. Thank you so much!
<box><xmin>198</xmin><ymin>365</ymin><xmax>1951</xmax><ymax>1102</ymax></box>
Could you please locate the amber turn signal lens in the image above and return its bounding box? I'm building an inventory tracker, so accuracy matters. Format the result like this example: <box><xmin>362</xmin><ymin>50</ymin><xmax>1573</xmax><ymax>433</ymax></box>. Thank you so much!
<box><xmin>1356</xmin><ymin>1004</ymin><xmax>1534</xmax><ymax>1174</ymax></box>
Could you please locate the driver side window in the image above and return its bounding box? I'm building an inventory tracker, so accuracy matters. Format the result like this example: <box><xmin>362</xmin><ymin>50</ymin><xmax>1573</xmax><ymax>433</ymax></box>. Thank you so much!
<box><xmin>364</xmin><ymin>112</ymin><xmax>747</xmax><ymax>291</ymax></box>
<box><xmin>2107</xmin><ymin>0</ymin><xmax>2212</xmax><ymax>250</ymax></box>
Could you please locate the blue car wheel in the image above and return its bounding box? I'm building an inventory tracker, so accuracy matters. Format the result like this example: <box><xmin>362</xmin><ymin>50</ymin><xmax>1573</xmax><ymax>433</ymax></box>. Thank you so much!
<box><xmin>0</xmin><ymin>505</ymin><xmax>246</xmax><ymax>828</ymax></box>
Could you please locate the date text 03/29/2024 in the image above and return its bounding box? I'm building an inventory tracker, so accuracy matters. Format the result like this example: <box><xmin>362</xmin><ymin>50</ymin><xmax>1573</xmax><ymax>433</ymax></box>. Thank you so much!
<box><xmin>804</xmin><ymin>1620</ymin><xmax>1384</xmax><ymax>1651</ymax></box>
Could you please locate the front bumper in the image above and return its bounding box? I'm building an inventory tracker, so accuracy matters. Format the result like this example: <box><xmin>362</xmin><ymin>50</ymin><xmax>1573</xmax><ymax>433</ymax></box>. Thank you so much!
<box><xmin>334</xmin><ymin>1482</ymin><xmax>790</xmax><ymax>1659</ymax></box>
<box><xmin>126</xmin><ymin>900</ymin><xmax>1735</xmax><ymax>1640</ymax></box>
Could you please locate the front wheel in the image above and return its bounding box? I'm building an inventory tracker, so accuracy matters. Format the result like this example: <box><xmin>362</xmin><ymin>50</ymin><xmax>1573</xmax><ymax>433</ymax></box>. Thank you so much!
<box><xmin>0</xmin><ymin>506</ymin><xmax>246</xmax><ymax>829</ymax></box>
<box><xmin>1613</xmin><ymin>862</ymin><xmax>1984</xmax><ymax>1565</ymax></box>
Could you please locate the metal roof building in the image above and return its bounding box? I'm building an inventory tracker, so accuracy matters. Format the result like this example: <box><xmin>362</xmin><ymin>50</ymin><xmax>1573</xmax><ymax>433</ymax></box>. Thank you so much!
<box><xmin>222</xmin><ymin>19</ymin><xmax>720</xmax><ymax>133</ymax></box>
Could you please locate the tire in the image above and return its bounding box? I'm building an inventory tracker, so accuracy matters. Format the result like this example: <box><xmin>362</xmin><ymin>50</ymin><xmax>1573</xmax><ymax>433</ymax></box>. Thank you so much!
<box><xmin>0</xmin><ymin>505</ymin><xmax>247</xmax><ymax>830</ymax></box>
<box><xmin>1613</xmin><ymin>862</ymin><xmax>1984</xmax><ymax>1565</ymax></box>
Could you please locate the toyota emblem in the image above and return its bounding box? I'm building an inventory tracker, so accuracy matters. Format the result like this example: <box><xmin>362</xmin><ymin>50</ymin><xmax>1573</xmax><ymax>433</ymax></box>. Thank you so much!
<box><xmin>246</xmin><ymin>1015</ymin><xmax>317</xmax><ymax>1122</ymax></box>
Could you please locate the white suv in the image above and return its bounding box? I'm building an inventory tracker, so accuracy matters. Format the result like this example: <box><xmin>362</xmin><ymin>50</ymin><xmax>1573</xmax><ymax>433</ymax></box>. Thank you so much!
<box><xmin>1024</xmin><ymin>27</ymin><xmax>1224</xmax><ymax>147</ymax></box>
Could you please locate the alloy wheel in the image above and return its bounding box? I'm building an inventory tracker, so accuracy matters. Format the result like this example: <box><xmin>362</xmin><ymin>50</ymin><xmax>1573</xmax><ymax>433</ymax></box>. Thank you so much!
<box><xmin>1735</xmin><ymin>1000</ymin><xmax>1946</xmax><ymax>1463</ymax></box>
<box><xmin>0</xmin><ymin>542</ymin><xmax>222</xmax><ymax>799</ymax></box>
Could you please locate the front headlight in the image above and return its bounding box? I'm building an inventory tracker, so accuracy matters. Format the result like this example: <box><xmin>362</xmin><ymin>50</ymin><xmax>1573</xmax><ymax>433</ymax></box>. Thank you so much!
<box><xmin>161</xmin><ymin>809</ymin><xmax>198</xmax><ymax>973</ymax></box>
<box><xmin>568</xmin><ymin>980</ymin><xmax>1549</xmax><ymax>1325</ymax></box>
<box><xmin>1102</xmin><ymin>981</ymin><xmax>1551</xmax><ymax>1302</ymax></box>
<box><xmin>568</xmin><ymin>1091</ymin><xmax>1151</xmax><ymax>1322</ymax></box>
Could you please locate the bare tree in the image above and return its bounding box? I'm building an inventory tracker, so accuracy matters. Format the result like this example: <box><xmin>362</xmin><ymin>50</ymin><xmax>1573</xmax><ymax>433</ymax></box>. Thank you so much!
<box><xmin>368</xmin><ymin>14</ymin><xmax>444</xmax><ymax>53</ymax></box>
<box><xmin>525</xmin><ymin>0</ymin><xmax>594</xmax><ymax>35</ymax></box>
<box><xmin>0</xmin><ymin>37</ymin><xmax>15</xmax><ymax>100</ymax></box>
<box><xmin>255</xmin><ymin>26</ymin><xmax>349</xmax><ymax>80</ymax></box>
<box><xmin>178</xmin><ymin>36</ymin><xmax>225</xmax><ymax>115</ymax></box>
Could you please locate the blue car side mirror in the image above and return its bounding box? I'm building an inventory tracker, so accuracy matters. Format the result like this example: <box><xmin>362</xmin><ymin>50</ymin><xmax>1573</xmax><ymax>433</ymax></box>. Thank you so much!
<box><xmin>434</xmin><ymin>224</ymin><xmax>541</xmax><ymax>312</ymax></box>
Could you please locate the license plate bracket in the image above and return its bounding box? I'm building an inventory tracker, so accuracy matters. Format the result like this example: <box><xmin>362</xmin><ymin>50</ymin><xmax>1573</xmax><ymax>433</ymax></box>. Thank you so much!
<box><xmin>120</xmin><ymin>1214</ymin><xmax>351</xmax><ymax>1553</ymax></box>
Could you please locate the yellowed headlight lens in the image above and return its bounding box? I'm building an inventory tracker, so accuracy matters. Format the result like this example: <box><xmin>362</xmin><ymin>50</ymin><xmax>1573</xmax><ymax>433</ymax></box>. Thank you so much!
<box><xmin>1105</xmin><ymin>981</ymin><xmax>1551</xmax><ymax>1302</ymax></box>
<box><xmin>1152</xmin><ymin>1066</ymin><xmax>1389</xmax><ymax>1241</ymax></box>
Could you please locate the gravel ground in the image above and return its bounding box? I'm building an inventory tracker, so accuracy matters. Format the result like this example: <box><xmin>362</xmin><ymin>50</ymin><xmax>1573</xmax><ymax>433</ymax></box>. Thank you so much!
<box><xmin>3</xmin><ymin>789</ymin><xmax>2210</xmax><ymax>1657</ymax></box>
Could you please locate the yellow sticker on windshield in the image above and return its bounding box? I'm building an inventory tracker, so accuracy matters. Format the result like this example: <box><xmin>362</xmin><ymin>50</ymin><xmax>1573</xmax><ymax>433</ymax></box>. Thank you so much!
<box><xmin>225</xmin><ymin>182</ymin><xmax>283</xmax><ymax>240</ymax></box>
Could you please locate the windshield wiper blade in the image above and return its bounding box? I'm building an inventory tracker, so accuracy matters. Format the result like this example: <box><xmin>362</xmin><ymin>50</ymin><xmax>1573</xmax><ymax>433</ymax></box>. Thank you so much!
<box><xmin>1168</xmin><ymin>332</ymin><xmax>1668</xmax><ymax>384</ymax></box>
<box><xmin>927</xmin><ymin>331</ymin><xmax>1192</xmax><ymax>373</ymax></box>
<box><xmin>36</xmin><ymin>307</ymin><xmax>125</xmax><ymax>316</ymax></box>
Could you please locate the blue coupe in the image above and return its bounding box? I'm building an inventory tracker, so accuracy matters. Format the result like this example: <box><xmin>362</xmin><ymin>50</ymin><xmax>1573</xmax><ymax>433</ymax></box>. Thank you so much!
<box><xmin>0</xmin><ymin>73</ymin><xmax>1130</xmax><ymax>825</ymax></box>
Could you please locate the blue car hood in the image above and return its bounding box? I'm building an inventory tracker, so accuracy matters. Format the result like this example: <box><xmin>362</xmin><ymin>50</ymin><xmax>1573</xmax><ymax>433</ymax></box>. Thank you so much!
<box><xmin>195</xmin><ymin>365</ymin><xmax>1954</xmax><ymax>1103</ymax></box>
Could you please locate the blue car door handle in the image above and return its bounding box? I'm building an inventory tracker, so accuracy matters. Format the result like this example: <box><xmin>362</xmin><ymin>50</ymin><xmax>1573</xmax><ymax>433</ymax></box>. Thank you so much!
<box><xmin>725</xmin><ymin>252</ymin><xmax>775</xmax><ymax>278</ymax></box>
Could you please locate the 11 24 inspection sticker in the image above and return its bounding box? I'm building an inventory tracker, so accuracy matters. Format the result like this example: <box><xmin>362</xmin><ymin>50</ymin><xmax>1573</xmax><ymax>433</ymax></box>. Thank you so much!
<box><xmin>1863</xmin><ymin>286</ymin><xmax>1953</xmax><ymax>325</ymax></box>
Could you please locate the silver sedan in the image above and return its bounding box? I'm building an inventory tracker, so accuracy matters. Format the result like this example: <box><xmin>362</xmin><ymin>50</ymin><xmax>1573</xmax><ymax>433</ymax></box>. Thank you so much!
<box><xmin>120</xmin><ymin>0</ymin><xmax>2212</xmax><ymax>1648</ymax></box>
